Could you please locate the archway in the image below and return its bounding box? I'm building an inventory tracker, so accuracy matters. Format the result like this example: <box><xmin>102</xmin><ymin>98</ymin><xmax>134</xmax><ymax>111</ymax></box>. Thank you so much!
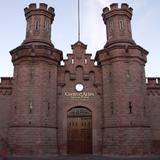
<box><xmin>67</xmin><ymin>106</ymin><xmax>92</xmax><ymax>154</ymax></box>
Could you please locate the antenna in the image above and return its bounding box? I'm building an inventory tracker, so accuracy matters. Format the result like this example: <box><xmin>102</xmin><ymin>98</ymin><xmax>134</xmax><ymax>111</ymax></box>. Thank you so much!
<box><xmin>78</xmin><ymin>0</ymin><xmax>80</xmax><ymax>41</ymax></box>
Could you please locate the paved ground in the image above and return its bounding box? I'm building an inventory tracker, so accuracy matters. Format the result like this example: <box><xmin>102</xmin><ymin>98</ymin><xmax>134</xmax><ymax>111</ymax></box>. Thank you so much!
<box><xmin>1</xmin><ymin>155</ymin><xmax>160</xmax><ymax>160</ymax></box>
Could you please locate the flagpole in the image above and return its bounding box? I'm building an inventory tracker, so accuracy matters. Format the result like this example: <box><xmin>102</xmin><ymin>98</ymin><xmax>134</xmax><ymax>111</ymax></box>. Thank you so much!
<box><xmin>78</xmin><ymin>0</ymin><xmax>80</xmax><ymax>41</ymax></box>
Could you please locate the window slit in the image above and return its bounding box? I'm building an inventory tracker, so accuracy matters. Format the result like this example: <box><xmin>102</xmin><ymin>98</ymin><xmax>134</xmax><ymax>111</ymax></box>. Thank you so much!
<box><xmin>111</xmin><ymin>102</ymin><xmax>114</xmax><ymax>115</ymax></box>
<box><xmin>129</xmin><ymin>101</ymin><xmax>132</xmax><ymax>114</ymax></box>
<box><xmin>49</xmin><ymin>71</ymin><xmax>51</xmax><ymax>80</ymax></box>
<box><xmin>35</xmin><ymin>20</ymin><xmax>40</xmax><ymax>31</ymax></box>
<box><xmin>29</xmin><ymin>101</ymin><xmax>33</xmax><ymax>114</ymax></box>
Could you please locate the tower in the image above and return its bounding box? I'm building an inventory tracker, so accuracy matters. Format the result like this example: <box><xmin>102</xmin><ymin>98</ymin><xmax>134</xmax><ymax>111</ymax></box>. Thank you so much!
<box><xmin>96</xmin><ymin>3</ymin><xmax>151</xmax><ymax>155</ymax></box>
<box><xmin>23</xmin><ymin>3</ymin><xmax>54</xmax><ymax>46</ymax></box>
<box><xmin>102</xmin><ymin>3</ymin><xmax>135</xmax><ymax>47</ymax></box>
<box><xmin>9</xmin><ymin>3</ymin><xmax>62</xmax><ymax>155</ymax></box>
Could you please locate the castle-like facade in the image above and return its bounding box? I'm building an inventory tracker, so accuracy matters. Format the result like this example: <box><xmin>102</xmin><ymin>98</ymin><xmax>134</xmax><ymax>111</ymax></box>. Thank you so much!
<box><xmin>0</xmin><ymin>3</ymin><xmax>160</xmax><ymax>156</ymax></box>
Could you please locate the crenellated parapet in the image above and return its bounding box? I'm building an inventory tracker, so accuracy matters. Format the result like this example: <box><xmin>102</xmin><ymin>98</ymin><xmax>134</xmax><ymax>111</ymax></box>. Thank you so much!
<box><xmin>102</xmin><ymin>3</ymin><xmax>133</xmax><ymax>20</ymax></box>
<box><xmin>0</xmin><ymin>77</ymin><xmax>13</xmax><ymax>95</ymax></box>
<box><xmin>24</xmin><ymin>3</ymin><xmax>54</xmax><ymax>22</ymax></box>
<box><xmin>146</xmin><ymin>77</ymin><xmax>160</xmax><ymax>96</ymax></box>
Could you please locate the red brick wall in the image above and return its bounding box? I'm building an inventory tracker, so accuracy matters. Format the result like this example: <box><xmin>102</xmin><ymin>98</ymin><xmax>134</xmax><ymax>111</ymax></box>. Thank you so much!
<box><xmin>0</xmin><ymin>95</ymin><xmax>11</xmax><ymax>145</ymax></box>
<box><xmin>0</xmin><ymin>77</ymin><xmax>12</xmax><ymax>155</ymax></box>
<box><xmin>147</xmin><ymin>78</ymin><xmax>160</xmax><ymax>154</ymax></box>
<box><xmin>9</xmin><ymin>127</ymin><xmax>57</xmax><ymax>155</ymax></box>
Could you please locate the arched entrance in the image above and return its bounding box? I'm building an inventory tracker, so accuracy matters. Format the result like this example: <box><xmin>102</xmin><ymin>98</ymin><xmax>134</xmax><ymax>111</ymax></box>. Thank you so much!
<box><xmin>67</xmin><ymin>106</ymin><xmax>92</xmax><ymax>154</ymax></box>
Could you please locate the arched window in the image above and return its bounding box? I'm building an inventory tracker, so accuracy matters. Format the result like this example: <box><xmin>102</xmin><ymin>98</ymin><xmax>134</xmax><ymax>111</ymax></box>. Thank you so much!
<box><xmin>27</xmin><ymin>21</ymin><xmax>30</xmax><ymax>32</ymax></box>
<box><xmin>119</xmin><ymin>20</ymin><xmax>125</xmax><ymax>31</ymax></box>
<box><xmin>68</xmin><ymin>106</ymin><xmax>92</xmax><ymax>117</ymax></box>
<box><xmin>108</xmin><ymin>20</ymin><xmax>113</xmax><ymax>33</ymax></box>
<box><xmin>35</xmin><ymin>20</ymin><xmax>40</xmax><ymax>31</ymax></box>
<box><xmin>44</xmin><ymin>20</ymin><xmax>49</xmax><ymax>31</ymax></box>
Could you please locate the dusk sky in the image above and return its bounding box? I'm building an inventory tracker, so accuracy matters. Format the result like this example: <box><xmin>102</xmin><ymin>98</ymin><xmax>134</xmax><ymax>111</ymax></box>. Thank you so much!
<box><xmin>0</xmin><ymin>0</ymin><xmax>160</xmax><ymax>77</ymax></box>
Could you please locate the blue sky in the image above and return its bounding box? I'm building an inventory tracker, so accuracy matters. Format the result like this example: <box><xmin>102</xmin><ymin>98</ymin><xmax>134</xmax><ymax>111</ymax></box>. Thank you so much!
<box><xmin>0</xmin><ymin>0</ymin><xmax>160</xmax><ymax>77</ymax></box>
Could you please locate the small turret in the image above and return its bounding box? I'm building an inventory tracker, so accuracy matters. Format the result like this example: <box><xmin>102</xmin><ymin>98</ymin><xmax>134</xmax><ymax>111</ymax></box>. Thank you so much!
<box><xmin>23</xmin><ymin>3</ymin><xmax>55</xmax><ymax>46</ymax></box>
<box><xmin>102</xmin><ymin>3</ymin><xmax>135</xmax><ymax>47</ymax></box>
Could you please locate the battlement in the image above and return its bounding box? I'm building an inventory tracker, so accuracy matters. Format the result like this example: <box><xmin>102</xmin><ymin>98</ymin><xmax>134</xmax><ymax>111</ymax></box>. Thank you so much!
<box><xmin>146</xmin><ymin>77</ymin><xmax>160</xmax><ymax>87</ymax></box>
<box><xmin>103</xmin><ymin>3</ymin><xmax>133</xmax><ymax>14</ymax></box>
<box><xmin>0</xmin><ymin>77</ymin><xmax>13</xmax><ymax>86</ymax></box>
<box><xmin>24</xmin><ymin>3</ymin><xmax>54</xmax><ymax>16</ymax></box>
<box><xmin>0</xmin><ymin>77</ymin><xmax>13</xmax><ymax>95</ymax></box>
<box><xmin>146</xmin><ymin>78</ymin><xmax>160</xmax><ymax>96</ymax></box>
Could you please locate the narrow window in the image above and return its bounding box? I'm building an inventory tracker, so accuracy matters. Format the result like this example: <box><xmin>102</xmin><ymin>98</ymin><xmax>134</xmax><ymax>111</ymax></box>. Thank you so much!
<box><xmin>119</xmin><ymin>20</ymin><xmax>125</xmax><ymax>31</ymax></box>
<box><xmin>27</xmin><ymin>21</ymin><xmax>30</xmax><ymax>32</ymax></box>
<box><xmin>49</xmin><ymin>71</ymin><xmax>51</xmax><ymax>80</ymax></box>
<box><xmin>29</xmin><ymin>101</ymin><xmax>33</xmax><ymax>114</ymax></box>
<box><xmin>48</xmin><ymin>102</ymin><xmax>50</xmax><ymax>111</ymax></box>
<box><xmin>71</xmin><ymin>58</ymin><xmax>74</xmax><ymax>64</ymax></box>
<box><xmin>109</xmin><ymin>72</ymin><xmax>112</xmax><ymax>81</ymax></box>
<box><xmin>14</xmin><ymin>106</ymin><xmax>17</xmax><ymax>113</ymax></box>
<box><xmin>108</xmin><ymin>20</ymin><xmax>113</xmax><ymax>33</ymax></box>
<box><xmin>44</xmin><ymin>20</ymin><xmax>49</xmax><ymax>31</ymax></box>
<box><xmin>35</xmin><ymin>20</ymin><xmax>40</xmax><ymax>31</ymax></box>
<box><xmin>126</xmin><ymin>70</ymin><xmax>130</xmax><ymax>78</ymax></box>
<box><xmin>47</xmin><ymin>102</ymin><xmax>50</xmax><ymax>117</ymax></box>
<box><xmin>111</xmin><ymin>102</ymin><xmax>114</xmax><ymax>115</ymax></box>
<box><xmin>144</xmin><ymin>105</ymin><xmax>146</xmax><ymax>115</ymax></box>
<box><xmin>129</xmin><ymin>101</ymin><xmax>132</xmax><ymax>114</ymax></box>
<box><xmin>128</xmin><ymin>21</ymin><xmax>131</xmax><ymax>33</ymax></box>
<box><xmin>84</xmin><ymin>59</ymin><xmax>87</xmax><ymax>64</ymax></box>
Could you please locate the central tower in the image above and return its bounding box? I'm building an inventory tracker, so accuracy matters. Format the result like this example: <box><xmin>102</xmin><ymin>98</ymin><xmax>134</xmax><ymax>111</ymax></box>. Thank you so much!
<box><xmin>9</xmin><ymin>3</ymin><xmax>62</xmax><ymax>155</ymax></box>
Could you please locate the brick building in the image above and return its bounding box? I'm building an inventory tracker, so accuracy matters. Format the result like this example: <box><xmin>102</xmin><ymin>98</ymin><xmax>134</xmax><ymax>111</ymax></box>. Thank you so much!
<box><xmin>0</xmin><ymin>3</ymin><xmax>160</xmax><ymax>157</ymax></box>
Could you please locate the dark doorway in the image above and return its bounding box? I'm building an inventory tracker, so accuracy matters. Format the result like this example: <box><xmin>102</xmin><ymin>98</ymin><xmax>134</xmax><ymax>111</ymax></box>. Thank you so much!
<box><xmin>67</xmin><ymin>107</ymin><xmax>92</xmax><ymax>154</ymax></box>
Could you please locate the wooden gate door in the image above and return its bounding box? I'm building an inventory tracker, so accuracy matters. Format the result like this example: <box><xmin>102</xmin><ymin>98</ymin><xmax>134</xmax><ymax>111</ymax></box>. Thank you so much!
<box><xmin>67</xmin><ymin>107</ymin><xmax>92</xmax><ymax>154</ymax></box>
